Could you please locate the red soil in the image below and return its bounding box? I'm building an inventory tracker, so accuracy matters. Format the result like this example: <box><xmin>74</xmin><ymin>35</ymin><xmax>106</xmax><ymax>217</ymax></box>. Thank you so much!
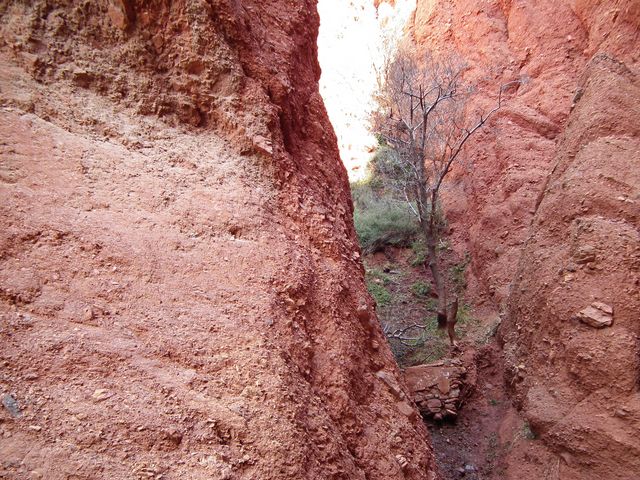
<box><xmin>0</xmin><ymin>1</ymin><xmax>438</xmax><ymax>478</ymax></box>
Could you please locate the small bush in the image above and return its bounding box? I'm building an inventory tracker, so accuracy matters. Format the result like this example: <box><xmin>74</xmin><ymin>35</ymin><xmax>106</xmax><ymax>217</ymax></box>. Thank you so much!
<box><xmin>366</xmin><ymin>268</ymin><xmax>392</xmax><ymax>286</ymax></box>
<box><xmin>366</xmin><ymin>280</ymin><xmax>392</xmax><ymax>307</ymax></box>
<box><xmin>351</xmin><ymin>179</ymin><xmax>418</xmax><ymax>253</ymax></box>
<box><xmin>456</xmin><ymin>302</ymin><xmax>474</xmax><ymax>325</ymax></box>
<box><xmin>450</xmin><ymin>252</ymin><xmax>471</xmax><ymax>291</ymax></box>
<box><xmin>425</xmin><ymin>298</ymin><xmax>438</xmax><ymax>311</ymax></box>
<box><xmin>410</xmin><ymin>240</ymin><xmax>427</xmax><ymax>266</ymax></box>
<box><xmin>397</xmin><ymin>316</ymin><xmax>449</xmax><ymax>365</ymax></box>
<box><xmin>411</xmin><ymin>280</ymin><xmax>431</xmax><ymax>298</ymax></box>
<box><xmin>368</xmin><ymin>145</ymin><xmax>411</xmax><ymax>185</ymax></box>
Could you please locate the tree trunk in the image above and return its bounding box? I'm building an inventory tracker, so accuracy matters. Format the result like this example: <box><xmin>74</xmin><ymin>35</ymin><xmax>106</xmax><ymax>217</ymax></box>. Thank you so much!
<box><xmin>447</xmin><ymin>296</ymin><xmax>459</xmax><ymax>345</ymax></box>
<box><xmin>426</xmin><ymin>236</ymin><xmax>459</xmax><ymax>344</ymax></box>
<box><xmin>426</xmin><ymin>235</ymin><xmax>447</xmax><ymax>328</ymax></box>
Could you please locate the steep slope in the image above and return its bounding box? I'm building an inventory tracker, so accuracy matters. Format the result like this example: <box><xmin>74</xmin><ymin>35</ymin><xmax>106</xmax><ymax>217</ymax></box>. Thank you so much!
<box><xmin>406</xmin><ymin>0</ymin><xmax>639</xmax><ymax>307</ymax></box>
<box><xmin>387</xmin><ymin>1</ymin><xmax>639</xmax><ymax>478</ymax></box>
<box><xmin>501</xmin><ymin>53</ymin><xmax>640</xmax><ymax>480</ymax></box>
<box><xmin>0</xmin><ymin>1</ymin><xmax>438</xmax><ymax>479</ymax></box>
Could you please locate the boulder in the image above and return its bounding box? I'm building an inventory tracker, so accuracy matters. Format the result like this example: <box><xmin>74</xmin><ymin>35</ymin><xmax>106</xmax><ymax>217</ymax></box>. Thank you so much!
<box><xmin>574</xmin><ymin>302</ymin><xmax>613</xmax><ymax>328</ymax></box>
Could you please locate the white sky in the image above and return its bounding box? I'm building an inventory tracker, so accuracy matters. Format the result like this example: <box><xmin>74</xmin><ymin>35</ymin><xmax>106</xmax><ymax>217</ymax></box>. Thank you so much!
<box><xmin>317</xmin><ymin>0</ymin><xmax>415</xmax><ymax>180</ymax></box>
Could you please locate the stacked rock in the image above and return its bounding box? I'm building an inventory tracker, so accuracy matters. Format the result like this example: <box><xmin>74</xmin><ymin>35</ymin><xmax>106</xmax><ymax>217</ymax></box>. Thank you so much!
<box><xmin>403</xmin><ymin>359</ymin><xmax>468</xmax><ymax>420</ymax></box>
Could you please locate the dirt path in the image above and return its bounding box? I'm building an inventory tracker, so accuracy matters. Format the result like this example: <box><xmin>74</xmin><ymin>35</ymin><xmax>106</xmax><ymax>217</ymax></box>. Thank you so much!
<box><xmin>361</xmin><ymin>244</ymin><xmax>548</xmax><ymax>479</ymax></box>
<box><xmin>418</xmin><ymin>338</ymin><xmax>558</xmax><ymax>480</ymax></box>
<box><xmin>426</xmin><ymin>343</ymin><xmax>517</xmax><ymax>479</ymax></box>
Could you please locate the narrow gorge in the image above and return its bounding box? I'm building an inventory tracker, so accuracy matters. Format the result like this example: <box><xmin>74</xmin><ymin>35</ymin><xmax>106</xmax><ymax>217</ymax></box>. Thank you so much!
<box><xmin>0</xmin><ymin>1</ymin><xmax>638</xmax><ymax>480</ymax></box>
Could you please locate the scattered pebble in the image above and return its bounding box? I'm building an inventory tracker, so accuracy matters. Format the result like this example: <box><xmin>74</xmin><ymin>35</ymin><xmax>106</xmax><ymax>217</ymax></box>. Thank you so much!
<box><xmin>2</xmin><ymin>394</ymin><xmax>21</xmax><ymax>418</ymax></box>
<box><xmin>91</xmin><ymin>389</ymin><xmax>112</xmax><ymax>402</ymax></box>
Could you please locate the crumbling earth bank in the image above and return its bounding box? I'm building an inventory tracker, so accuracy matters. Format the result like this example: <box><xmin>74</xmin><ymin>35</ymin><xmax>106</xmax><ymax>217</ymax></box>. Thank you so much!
<box><xmin>501</xmin><ymin>54</ymin><xmax>640</xmax><ymax>480</ymax></box>
<box><xmin>406</xmin><ymin>0</ymin><xmax>639</xmax><ymax>307</ymax></box>
<box><xmin>0</xmin><ymin>1</ymin><xmax>438</xmax><ymax>479</ymax></box>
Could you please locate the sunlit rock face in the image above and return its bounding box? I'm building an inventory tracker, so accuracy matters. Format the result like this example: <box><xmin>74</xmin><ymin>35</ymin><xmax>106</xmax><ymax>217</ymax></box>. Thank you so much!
<box><xmin>0</xmin><ymin>1</ymin><xmax>439</xmax><ymax>479</ymax></box>
<box><xmin>501</xmin><ymin>54</ymin><xmax>640</xmax><ymax>480</ymax></box>
<box><xmin>317</xmin><ymin>0</ymin><xmax>415</xmax><ymax>180</ymax></box>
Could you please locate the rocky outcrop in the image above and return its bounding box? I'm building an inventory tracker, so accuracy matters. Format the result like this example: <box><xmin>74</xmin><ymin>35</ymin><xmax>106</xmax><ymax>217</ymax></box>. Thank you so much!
<box><xmin>0</xmin><ymin>1</ymin><xmax>438</xmax><ymax>479</ymax></box>
<box><xmin>574</xmin><ymin>302</ymin><xmax>614</xmax><ymax>329</ymax></box>
<box><xmin>501</xmin><ymin>54</ymin><xmax>640</xmax><ymax>479</ymax></box>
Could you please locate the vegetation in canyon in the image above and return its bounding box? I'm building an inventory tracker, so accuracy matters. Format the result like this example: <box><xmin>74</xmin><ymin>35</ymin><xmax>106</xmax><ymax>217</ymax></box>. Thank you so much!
<box><xmin>357</xmin><ymin>48</ymin><xmax>515</xmax><ymax>351</ymax></box>
<box><xmin>1</xmin><ymin>1</ymin><xmax>638</xmax><ymax>479</ymax></box>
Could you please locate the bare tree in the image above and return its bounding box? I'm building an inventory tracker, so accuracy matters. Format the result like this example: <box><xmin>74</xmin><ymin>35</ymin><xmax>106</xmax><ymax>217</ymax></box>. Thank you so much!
<box><xmin>371</xmin><ymin>50</ymin><xmax>517</xmax><ymax>346</ymax></box>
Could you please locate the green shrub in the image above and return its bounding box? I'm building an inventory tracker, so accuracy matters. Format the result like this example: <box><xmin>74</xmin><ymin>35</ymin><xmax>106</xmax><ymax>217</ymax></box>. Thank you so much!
<box><xmin>397</xmin><ymin>316</ymin><xmax>449</xmax><ymax>365</ymax></box>
<box><xmin>456</xmin><ymin>302</ymin><xmax>474</xmax><ymax>325</ymax></box>
<box><xmin>410</xmin><ymin>239</ymin><xmax>427</xmax><ymax>266</ymax></box>
<box><xmin>351</xmin><ymin>179</ymin><xmax>418</xmax><ymax>253</ymax></box>
<box><xmin>368</xmin><ymin>145</ymin><xmax>411</xmax><ymax>185</ymax></box>
<box><xmin>425</xmin><ymin>298</ymin><xmax>438</xmax><ymax>311</ymax></box>
<box><xmin>450</xmin><ymin>252</ymin><xmax>471</xmax><ymax>291</ymax></box>
<box><xmin>366</xmin><ymin>280</ymin><xmax>392</xmax><ymax>307</ymax></box>
<box><xmin>366</xmin><ymin>268</ymin><xmax>392</xmax><ymax>286</ymax></box>
<box><xmin>411</xmin><ymin>280</ymin><xmax>431</xmax><ymax>298</ymax></box>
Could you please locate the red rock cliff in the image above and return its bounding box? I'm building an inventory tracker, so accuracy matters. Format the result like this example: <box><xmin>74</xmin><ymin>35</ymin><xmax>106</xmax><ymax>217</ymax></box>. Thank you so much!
<box><xmin>404</xmin><ymin>1</ymin><xmax>639</xmax><ymax>477</ymax></box>
<box><xmin>406</xmin><ymin>0</ymin><xmax>639</xmax><ymax>307</ymax></box>
<box><xmin>0</xmin><ymin>1</ymin><xmax>438</xmax><ymax>479</ymax></box>
<box><xmin>501</xmin><ymin>53</ymin><xmax>640</xmax><ymax>480</ymax></box>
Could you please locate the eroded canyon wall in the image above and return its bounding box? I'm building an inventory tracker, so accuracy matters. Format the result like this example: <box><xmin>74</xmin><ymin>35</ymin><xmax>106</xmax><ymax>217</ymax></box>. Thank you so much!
<box><xmin>406</xmin><ymin>0</ymin><xmax>639</xmax><ymax>307</ymax></box>
<box><xmin>0</xmin><ymin>1</ymin><xmax>438</xmax><ymax>479</ymax></box>
<box><xmin>402</xmin><ymin>1</ymin><xmax>639</xmax><ymax>477</ymax></box>
<box><xmin>501</xmin><ymin>53</ymin><xmax>640</xmax><ymax>480</ymax></box>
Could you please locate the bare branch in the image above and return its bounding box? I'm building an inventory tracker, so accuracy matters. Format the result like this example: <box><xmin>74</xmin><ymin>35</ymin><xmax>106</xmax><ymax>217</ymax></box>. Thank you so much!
<box><xmin>371</xmin><ymin>48</ymin><xmax>521</xmax><ymax>346</ymax></box>
<box><xmin>384</xmin><ymin>322</ymin><xmax>428</xmax><ymax>342</ymax></box>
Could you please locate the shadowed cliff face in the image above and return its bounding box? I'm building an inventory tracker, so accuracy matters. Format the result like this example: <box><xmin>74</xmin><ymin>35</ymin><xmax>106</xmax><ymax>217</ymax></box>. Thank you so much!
<box><xmin>0</xmin><ymin>2</ymin><xmax>439</xmax><ymax>479</ymax></box>
<box><xmin>502</xmin><ymin>54</ymin><xmax>640</xmax><ymax>480</ymax></box>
